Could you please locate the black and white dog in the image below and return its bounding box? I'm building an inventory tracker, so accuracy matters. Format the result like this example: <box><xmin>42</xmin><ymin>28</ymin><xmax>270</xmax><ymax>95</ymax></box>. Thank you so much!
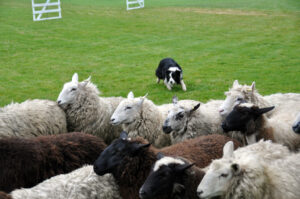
<box><xmin>155</xmin><ymin>58</ymin><xmax>186</xmax><ymax>91</ymax></box>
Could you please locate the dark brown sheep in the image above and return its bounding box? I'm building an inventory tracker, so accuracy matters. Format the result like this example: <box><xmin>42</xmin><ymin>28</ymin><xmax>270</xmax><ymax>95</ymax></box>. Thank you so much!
<box><xmin>0</xmin><ymin>132</ymin><xmax>106</xmax><ymax>192</ymax></box>
<box><xmin>94</xmin><ymin>132</ymin><xmax>241</xmax><ymax>199</ymax></box>
<box><xmin>0</xmin><ymin>192</ymin><xmax>11</xmax><ymax>199</ymax></box>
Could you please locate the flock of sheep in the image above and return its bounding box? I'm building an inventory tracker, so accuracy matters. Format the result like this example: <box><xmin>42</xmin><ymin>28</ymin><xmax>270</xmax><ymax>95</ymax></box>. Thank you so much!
<box><xmin>0</xmin><ymin>73</ymin><xmax>299</xmax><ymax>199</ymax></box>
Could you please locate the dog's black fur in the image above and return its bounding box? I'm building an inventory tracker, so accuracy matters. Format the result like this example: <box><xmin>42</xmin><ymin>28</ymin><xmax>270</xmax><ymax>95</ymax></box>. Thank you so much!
<box><xmin>155</xmin><ymin>58</ymin><xmax>186</xmax><ymax>91</ymax></box>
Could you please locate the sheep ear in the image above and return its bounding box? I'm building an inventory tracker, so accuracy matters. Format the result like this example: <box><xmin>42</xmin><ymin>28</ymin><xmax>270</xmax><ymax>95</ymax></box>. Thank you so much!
<box><xmin>175</xmin><ymin>163</ymin><xmax>195</xmax><ymax>172</ymax></box>
<box><xmin>251</xmin><ymin>82</ymin><xmax>255</xmax><ymax>92</ymax></box>
<box><xmin>85</xmin><ymin>76</ymin><xmax>91</xmax><ymax>82</ymax></box>
<box><xmin>256</xmin><ymin>106</ymin><xmax>275</xmax><ymax>115</ymax></box>
<box><xmin>223</xmin><ymin>141</ymin><xmax>234</xmax><ymax>158</ymax></box>
<box><xmin>231</xmin><ymin>163</ymin><xmax>241</xmax><ymax>175</ymax></box>
<box><xmin>120</xmin><ymin>131</ymin><xmax>128</xmax><ymax>140</ymax></box>
<box><xmin>139</xmin><ymin>93</ymin><xmax>148</xmax><ymax>106</ymax></box>
<box><xmin>172</xmin><ymin>183</ymin><xmax>185</xmax><ymax>198</ymax></box>
<box><xmin>127</xmin><ymin>91</ymin><xmax>134</xmax><ymax>99</ymax></box>
<box><xmin>233</xmin><ymin>80</ymin><xmax>239</xmax><ymax>88</ymax></box>
<box><xmin>172</xmin><ymin>95</ymin><xmax>178</xmax><ymax>105</ymax></box>
<box><xmin>72</xmin><ymin>73</ymin><xmax>79</xmax><ymax>83</ymax></box>
<box><xmin>188</xmin><ymin>103</ymin><xmax>200</xmax><ymax>115</ymax></box>
<box><xmin>81</xmin><ymin>76</ymin><xmax>91</xmax><ymax>87</ymax></box>
<box><xmin>134</xmin><ymin>143</ymin><xmax>151</xmax><ymax>152</ymax></box>
<box><xmin>156</xmin><ymin>152</ymin><xmax>165</xmax><ymax>160</ymax></box>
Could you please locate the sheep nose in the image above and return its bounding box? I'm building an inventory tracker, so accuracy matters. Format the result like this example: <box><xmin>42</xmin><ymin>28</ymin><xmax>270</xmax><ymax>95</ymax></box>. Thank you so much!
<box><xmin>197</xmin><ymin>190</ymin><xmax>203</xmax><ymax>197</ymax></box>
<box><xmin>111</xmin><ymin>118</ymin><xmax>115</xmax><ymax>122</ymax></box>
<box><xmin>139</xmin><ymin>188</ymin><xmax>147</xmax><ymax>199</ymax></box>
<box><xmin>219</xmin><ymin>109</ymin><xmax>224</xmax><ymax>113</ymax></box>
<box><xmin>57</xmin><ymin>100</ymin><xmax>62</xmax><ymax>105</ymax></box>
<box><xmin>162</xmin><ymin>125</ymin><xmax>172</xmax><ymax>134</ymax></box>
<box><xmin>221</xmin><ymin>122</ymin><xmax>229</xmax><ymax>132</ymax></box>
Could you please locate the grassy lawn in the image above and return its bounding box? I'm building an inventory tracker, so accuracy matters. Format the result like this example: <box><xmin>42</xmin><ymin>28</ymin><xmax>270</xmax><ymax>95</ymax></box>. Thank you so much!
<box><xmin>0</xmin><ymin>0</ymin><xmax>299</xmax><ymax>106</ymax></box>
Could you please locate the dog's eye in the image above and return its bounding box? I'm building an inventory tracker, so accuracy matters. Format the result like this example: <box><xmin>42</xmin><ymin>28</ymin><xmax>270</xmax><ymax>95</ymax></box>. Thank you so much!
<box><xmin>125</xmin><ymin>106</ymin><xmax>132</xmax><ymax>110</ymax></box>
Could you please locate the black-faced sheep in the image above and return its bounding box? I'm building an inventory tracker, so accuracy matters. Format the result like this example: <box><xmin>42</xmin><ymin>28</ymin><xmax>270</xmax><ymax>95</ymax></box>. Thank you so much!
<box><xmin>197</xmin><ymin>141</ymin><xmax>300</xmax><ymax>199</ymax></box>
<box><xmin>222</xmin><ymin>103</ymin><xmax>300</xmax><ymax>150</ymax></box>
<box><xmin>0</xmin><ymin>132</ymin><xmax>106</xmax><ymax>192</ymax></box>
<box><xmin>93</xmin><ymin>131</ymin><xmax>241</xmax><ymax>199</ymax></box>
<box><xmin>7</xmin><ymin>165</ymin><xmax>121</xmax><ymax>199</ymax></box>
<box><xmin>110</xmin><ymin>91</ymin><xmax>171</xmax><ymax>148</ymax></box>
<box><xmin>219</xmin><ymin>80</ymin><xmax>300</xmax><ymax>118</ymax></box>
<box><xmin>0</xmin><ymin>99</ymin><xmax>67</xmax><ymax>138</ymax></box>
<box><xmin>57</xmin><ymin>73</ymin><xmax>123</xmax><ymax>144</ymax></box>
<box><xmin>139</xmin><ymin>154</ymin><xmax>205</xmax><ymax>199</ymax></box>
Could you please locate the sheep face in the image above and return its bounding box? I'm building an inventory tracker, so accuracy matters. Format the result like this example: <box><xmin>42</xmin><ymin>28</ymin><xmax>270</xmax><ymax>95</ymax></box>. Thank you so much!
<box><xmin>219</xmin><ymin>80</ymin><xmax>254</xmax><ymax>116</ymax></box>
<box><xmin>163</xmin><ymin>101</ymin><xmax>200</xmax><ymax>135</ymax></box>
<box><xmin>57</xmin><ymin>73</ymin><xmax>90</xmax><ymax>106</ymax></box>
<box><xmin>139</xmin><ymin>153</ymin><xmax>193</xmax><ymax>199</ymax></box>
<box><xmin>221</xmin><ymin>104</ymin><xmax>274</xmax><ymax>133</ymax></box>
<box><xmin>110</xmin><ymin>91</ymin><xmax>146</xmax><ymax>125</ymax></box>
<box><xmin>197</xmin><ymin>159</ymin><xmax>239</xmax><ymax>199</ymax></box>
<box><xmin>292</xmin><ymin>113</ymin><xmax>300</xmax><ymax>134</ymax></box>
<box><xmin>93</xmin><ymin>131</ymin><xmax>150</xmax><ymax>176</ymax></box>
<box><xmin>197</xmin><ymin>141</ymin><xmax>238</xmax><ymax>199</ymax></box>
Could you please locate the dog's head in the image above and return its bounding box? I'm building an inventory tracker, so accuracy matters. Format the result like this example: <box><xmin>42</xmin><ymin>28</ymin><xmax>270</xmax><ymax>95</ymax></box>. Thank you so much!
<box><xmin>166</xmin><ymin>67</ymin><xmax>182</xmax><ymax>86</ymax></box>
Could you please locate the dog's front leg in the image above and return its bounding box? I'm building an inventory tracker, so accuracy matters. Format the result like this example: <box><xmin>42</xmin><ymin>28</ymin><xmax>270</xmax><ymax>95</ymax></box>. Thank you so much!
<box><xmin>164</xmin><ymin>79</ymin><xmax>172</xmax><ymax>90</ymax></box>
<box><xmin>157</xmin><ymin>78</ymin><xmax>160</xmax><ymax>83</ymax></box>
<box><xmin>180</xmin><ymin>80</ymin><xmax>187</xmax><ymax>91</ymax></box>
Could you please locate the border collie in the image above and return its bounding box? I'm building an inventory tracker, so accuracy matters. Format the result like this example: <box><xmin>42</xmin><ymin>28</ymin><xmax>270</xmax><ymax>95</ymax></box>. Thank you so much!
<box><xmin>155</xmin><ymin>58</ymin><xmax>186</xmax><ymax>91</ymax></box>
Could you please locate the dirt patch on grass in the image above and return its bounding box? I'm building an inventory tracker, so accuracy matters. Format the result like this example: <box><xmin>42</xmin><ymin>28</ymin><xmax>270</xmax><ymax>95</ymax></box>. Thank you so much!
<box><xmin>169</xmin><ymin>8</ymin><xmax>290</xmax><ymax>17</ymax></box>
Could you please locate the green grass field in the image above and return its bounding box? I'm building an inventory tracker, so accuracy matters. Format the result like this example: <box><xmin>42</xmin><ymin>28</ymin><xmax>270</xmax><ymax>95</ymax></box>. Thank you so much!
<box><xmin>0</xmin><ymin>0</ymin><xmax>299</xmax><ymax>106</ymax></box>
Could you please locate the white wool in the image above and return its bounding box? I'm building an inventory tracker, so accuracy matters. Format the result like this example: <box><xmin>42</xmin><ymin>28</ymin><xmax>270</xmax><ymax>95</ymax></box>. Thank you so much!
<box><xmin>197</xmin><ymin>141</ymin><xmax>299</xmax><ymax>199</ymax></box>
<box><xmin>220</xmin><ymin>80</ymin><xmax>300</xmax><ymax>118</ymax></box>
<box><xmin>0</xmin><ymin>99</ymin><xmax>67</xmax><ymax>138</ymax></box>
<box><xmin>164</xmin><ymin>99</ymin><xmax>243</xmax><ymax>144</ymax></box>
<box><xmin>57</xmin><ymin>73</ymin><xmax>124</xmax><ymax>144</ymax></box>
<box><xmin>238</xmin><ymin>103</ymin><xmax>254</xmax><ymax>108</ymax></box>
<box><xmin>111</xmin><ymin>92</ymin><xmax>171</xmax><ymax>148</ymax></box>
<box><xmin>10</xmin><ymin>165</ymin><xmax>121</xmax><ymax>199</ymax></box>
<box><xmin>153</xmin><ymin>157</ymin><xmax>184</xmax><ymax>172</ymax></box>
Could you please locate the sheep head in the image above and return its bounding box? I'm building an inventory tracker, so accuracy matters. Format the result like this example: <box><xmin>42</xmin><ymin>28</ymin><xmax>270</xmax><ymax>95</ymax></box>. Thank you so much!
<box><xmin>219</xmin><ymin>80</ymin><xmax>255</xmax><ymax>117</ymax></box>
<box><xmin>139</xmin><ymin>153</ymin><xmax>194</xmax><ymax>199</ymax></box>
<box><xmin>93</xmin><ymin>131</ymin><xmax>150</xmax><ymax>176</ymax></box>
<box><xmin>110</xmin><ymin>91</ymin><xmax>147</xmax><ymax>125</ymax></box>
<box><xmin>163</xmin><ymin>96</ymin><xmax>200</xmax><ymax>135</ymax></box>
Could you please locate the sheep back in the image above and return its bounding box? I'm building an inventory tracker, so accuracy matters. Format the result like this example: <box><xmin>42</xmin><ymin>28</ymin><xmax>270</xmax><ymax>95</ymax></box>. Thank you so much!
<box><xmin>0</xmin><ymin>132</ymin><xmax>106</xmax><ymax>192</ymax></box>
<box><xmin>10</xmin><ymin>165</ymin><xmax>121</xmax><ymax>199</ymax></box>
<box><xmin>0</xmin><ymin>99</ymin><xmax>67</xmax><ymax>138</ymax></box>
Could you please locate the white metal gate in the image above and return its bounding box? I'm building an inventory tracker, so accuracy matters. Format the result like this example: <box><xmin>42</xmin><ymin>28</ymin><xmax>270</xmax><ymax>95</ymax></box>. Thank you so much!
<box><xmin>126</xmin><ymin>0</ymin><xmax>144</xmax><ymax>10</ymax></box>
<box><xmin>32</xmin><ymin>0</ymin><xmax>62</xmax><ymax>21</ymax></box>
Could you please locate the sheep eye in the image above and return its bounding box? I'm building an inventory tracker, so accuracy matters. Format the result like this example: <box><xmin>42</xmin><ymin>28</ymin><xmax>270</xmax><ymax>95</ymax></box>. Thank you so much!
<box><xmin>125</xmin><ymin>106</ymin><xmax>132</xmax><ymax>110</ymax></box>
<box><xmin>236</xmin><ymin>97</ymin><xmax>243</xmax><ymax>101</ymax></box>
<box><xmin>71</xmin><ymin>88</ymin><xmax>77</xmax><ymax>91</ymax></box>
<box><xmin>220</xmin><ymin>173</ymin><xmax>228</xmax><ymax>177</ymax></box>
<box><xmin>176</xmin><ymin>113</ymin><xmax>184</xmax><ymax>120</ymax></box>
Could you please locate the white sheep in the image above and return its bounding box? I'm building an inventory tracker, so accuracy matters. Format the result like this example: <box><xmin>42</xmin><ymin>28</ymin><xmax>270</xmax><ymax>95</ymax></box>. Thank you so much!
<box><xmin>197</xmin><ymin>141</ymin><xmax>300</xmax><ymax>199</ymax></box>
<box><xmin>162</xmin><ymin>96</ymin><xmax>243</xmax><ymax>144</ymax></box>
<box><xmin>0</xmin><ymin>99</ymin><xmax>67</xmax><ymax>138</ymax></box>
<box><xmin>110</xmin><ymin>91</ymin><xmax>171</xmax><ymax>148</ymax></box>
<box><xmin>222</xmin><ymin>103</ymin><xmax>300</xmax><ymax>150</ymax></box>
<box><xmin>292</xmin><ymin>112</ymin><xmax>300</xmax><ymax>134</ymax></box>
<box><xmin>9</xmin><ymin>165</ymin><xmax>121</xmax><ymax>199</ymax></box>
<box><xmin>219</xmin><ymin>80</ymin><xmax>300</xmax><ymax>118</ymax></box>
<box><xmin>57</xmin><ymin>73</ymin><xmax>123</xmax><ymax>144</ymax></box>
